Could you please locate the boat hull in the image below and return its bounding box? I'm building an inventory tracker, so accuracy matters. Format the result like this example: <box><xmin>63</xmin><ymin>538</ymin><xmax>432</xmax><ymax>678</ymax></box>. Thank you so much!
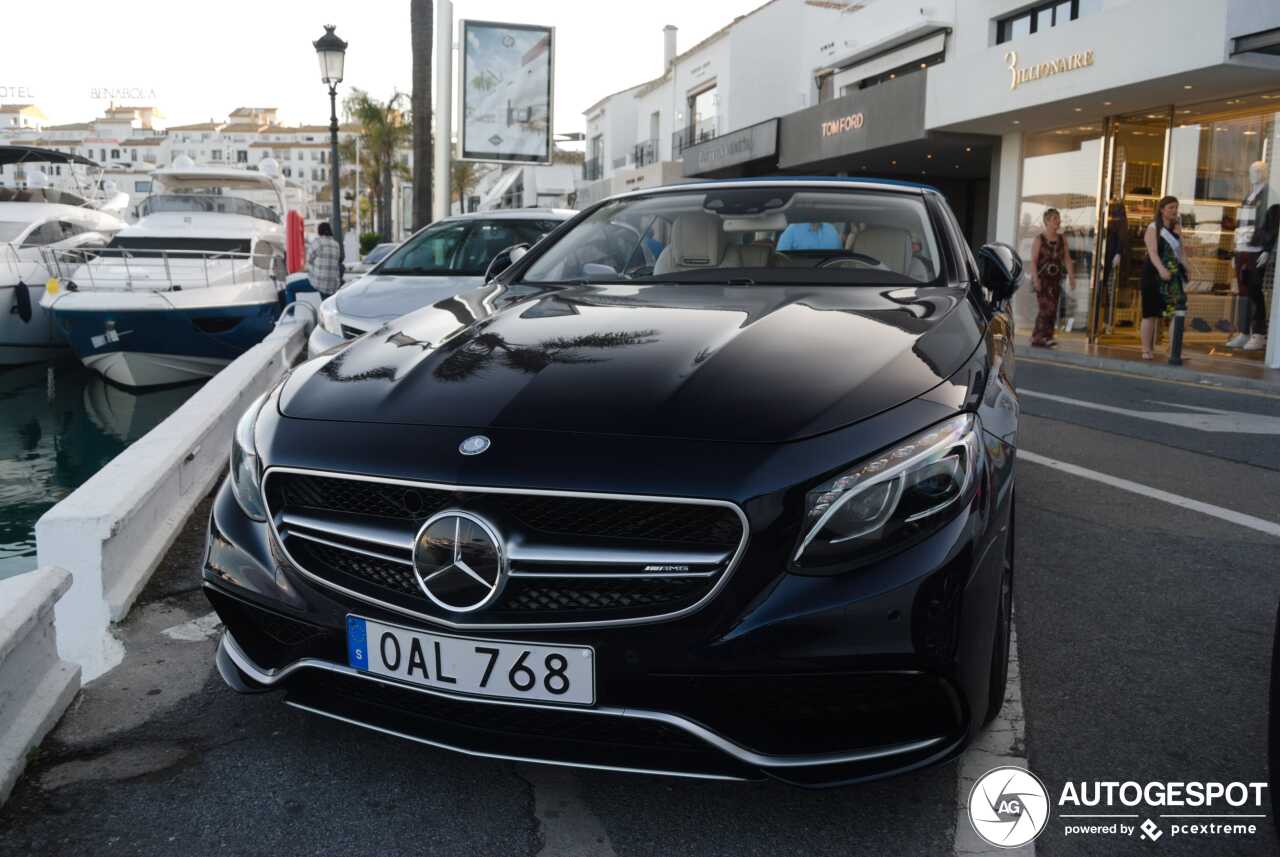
<box><xmin>50</xmin><ymin>298</ymin><xmax>281</xmax><ymax>387</ymax></box>
<box><xmin>0</xmin><ymin>283</ymin><xmax>68</xmax><ymax>366</ymax></box>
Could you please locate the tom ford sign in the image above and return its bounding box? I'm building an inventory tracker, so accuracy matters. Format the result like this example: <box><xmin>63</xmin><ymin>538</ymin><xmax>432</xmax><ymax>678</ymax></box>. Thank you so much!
<box><xmin>821</xmin><ymin>113</ymin><xmax>865</xmax><ymax>137</ymax></box>
<box><xmin>682</xmin><ymin>118</ymin><xmax>778</xmax><ymax>176</ymax></box>
<box><xmin>1005</xmin><ymin>49</ymin><xmax>1095</xmax><ymax>91</ymax></box>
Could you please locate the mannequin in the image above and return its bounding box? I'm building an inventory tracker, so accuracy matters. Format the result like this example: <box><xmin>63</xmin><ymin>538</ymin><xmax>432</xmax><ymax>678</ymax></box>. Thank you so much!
<box><xmin>1226</xmin><ymin>160</ymin><xmax>1275</xmax><ymax>351</ymax></box>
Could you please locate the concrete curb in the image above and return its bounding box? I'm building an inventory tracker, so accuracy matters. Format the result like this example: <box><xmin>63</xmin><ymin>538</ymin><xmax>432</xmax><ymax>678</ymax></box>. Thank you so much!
<box><xmin>35</xmin><ymin>317</ymin><xmax>313</xmax><ymax>682</ymax></box>
<box><xmin>0</xmin><ymin>567</ymin><xmax>81</xmax><ymax>807</ymax></box>
<box><xmin>1014</xmin><ymin>345</ymin><xmax>1280</xmax><ymax>394</ymax></box>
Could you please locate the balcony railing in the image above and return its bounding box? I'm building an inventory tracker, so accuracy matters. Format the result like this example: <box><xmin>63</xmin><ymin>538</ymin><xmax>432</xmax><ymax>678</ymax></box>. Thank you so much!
<box><xmin>633</xmin><ymin>138</ymin><xmax>660</xmax><ymax>167</ymax></box>
<box><xmin>671</xmin><ymin>117</ymin><xmax>720</xmax><ymax>156</ymax></box>
<box><xmin>583</xmin><ymin>157</ymin><xmax>603</xmax><ymax>182</ymax></box>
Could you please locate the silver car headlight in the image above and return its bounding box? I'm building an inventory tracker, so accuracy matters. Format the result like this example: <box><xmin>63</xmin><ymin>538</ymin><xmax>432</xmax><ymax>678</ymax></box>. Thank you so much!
<box><xmin>229</xmin><ymin>391</ymin><xmax>270</xmax><ymax>521</ymax></box>
<box><xmin>792</xmin><ymin>414</ymin><xmax>980</xmax><ymax>573</ymax></box>
<box><xmin>319</xmin><ymin>297</ymin><xmax>342</xmax><ymax>336</ymax></box>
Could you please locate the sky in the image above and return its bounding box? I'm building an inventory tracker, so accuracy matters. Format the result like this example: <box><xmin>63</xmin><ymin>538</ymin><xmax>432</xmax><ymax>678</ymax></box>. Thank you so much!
<box><xmin>2</xmin><ymin>0</ymin><xmax>764</xmax><ymax>136</ymax></box>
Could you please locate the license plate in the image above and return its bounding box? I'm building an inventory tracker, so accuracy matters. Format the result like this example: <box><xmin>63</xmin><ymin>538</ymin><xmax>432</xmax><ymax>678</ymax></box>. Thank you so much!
<box><xmin>346</xmin><ymin>615</ymin><xmax>595</xmax><ymax>706</ymax></box>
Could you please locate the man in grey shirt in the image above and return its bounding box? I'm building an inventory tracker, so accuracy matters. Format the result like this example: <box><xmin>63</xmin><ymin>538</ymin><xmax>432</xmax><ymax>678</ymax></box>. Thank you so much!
<box><xmin>307</xmin><ymin>222</ymin><xmax>343</xmax><ymax>296</ymax></box>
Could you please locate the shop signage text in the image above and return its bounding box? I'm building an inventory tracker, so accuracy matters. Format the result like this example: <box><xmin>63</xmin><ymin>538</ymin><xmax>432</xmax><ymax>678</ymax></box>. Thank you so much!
<box><xmin>89</xmin><ymin>87</ymin><xmax>159</xmax><ymax>101</ymax></box>
<box><xmin>684</xmin><ymin>119</ymin><xmax>777</xmax><ymax>175</ymax></box>
<box><xmin>0</xmin><ymin>85</ymin><xmax>35</xmax><ymax>100</ymax></box>
<box><xmin>821</xmin><ymin>112</ymin><xmax>865</xmax><ymax>137</ymax></box>
<box><xmin>1005</xmin><ymin>49</ymin><xmax>1095</xmax><ymax>91</ymax></box>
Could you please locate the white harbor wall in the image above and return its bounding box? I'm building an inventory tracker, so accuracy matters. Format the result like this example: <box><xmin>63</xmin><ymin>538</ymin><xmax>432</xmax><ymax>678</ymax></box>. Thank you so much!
<box><xmin>35</xmin><ymin>314</ymin><xmax>313</xmax><ymax>682</ymax></box>
<box><xmin>0</xmin><ymin>567</ymin><xmax>80</xmax><ymax>805</ymax></box>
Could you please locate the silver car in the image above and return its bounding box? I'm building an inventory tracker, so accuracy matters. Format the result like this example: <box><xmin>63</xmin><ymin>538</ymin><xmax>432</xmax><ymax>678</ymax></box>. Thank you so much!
<box><xmin>310</xmin><ymin>209</ymin><xmax>574</xmax><ymax>357</ymax></box>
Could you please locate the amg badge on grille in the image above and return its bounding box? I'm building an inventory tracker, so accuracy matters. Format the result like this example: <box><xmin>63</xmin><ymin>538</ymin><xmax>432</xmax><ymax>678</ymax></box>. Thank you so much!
<box><xmin>459</xmin><ymin>435</ymin><xmax>491</xmax><ymax>456</ymax></box>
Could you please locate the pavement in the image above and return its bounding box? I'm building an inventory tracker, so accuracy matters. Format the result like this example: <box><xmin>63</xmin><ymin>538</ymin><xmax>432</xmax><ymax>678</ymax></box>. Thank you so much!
<box><xmin>1</xmin><ymin>358</ymin><xmax>1278</xmax><ymax>856</ymax></box>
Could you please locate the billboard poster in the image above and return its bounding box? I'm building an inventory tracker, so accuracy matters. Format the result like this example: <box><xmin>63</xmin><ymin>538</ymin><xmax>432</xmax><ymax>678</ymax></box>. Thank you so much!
<box><xmin>459</xmin><ymin>20</ymin><xmax>554</xmax><ymax>164</ymax></box>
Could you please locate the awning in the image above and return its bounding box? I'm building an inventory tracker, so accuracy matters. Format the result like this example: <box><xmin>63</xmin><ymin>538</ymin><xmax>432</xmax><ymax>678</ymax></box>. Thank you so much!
<box><xmin>0</xmin><ymin>145</ymin><xmax>99</xmax><ymax>167</ymax></box>
<box><xmin>833</xmin><ymin>31</ymin><xmax>947</xmax><ymax>94</ymax></box>
<box><xmin>1232</xmin><ymin>26</ymin><xmax>1280</xmax><ymax>55</ymax></box>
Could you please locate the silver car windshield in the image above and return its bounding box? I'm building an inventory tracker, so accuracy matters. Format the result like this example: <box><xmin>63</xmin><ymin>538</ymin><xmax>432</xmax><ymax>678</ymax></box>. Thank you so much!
<box><xmin>520</xmin><ymin>187</ymin><xmax>944</xmax><ymax>285</ymax></box>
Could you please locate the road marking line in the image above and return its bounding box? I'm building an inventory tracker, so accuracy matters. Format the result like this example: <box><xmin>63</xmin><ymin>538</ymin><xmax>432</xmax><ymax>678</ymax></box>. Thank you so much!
<box><xmin>1020</xmin><ymin>388</ymin><xmax>1280</xmax><ymax>434</ymax></box>
<box><xmin>521</xmin><ymin>764</ymin><xmax>618</xmax><ymax>857</ymax></box>
<box><xmin>954</xmin><ymin>621</ymin><xmax>1034</xmax><ymax>856</ymax></box>
<box><xmin>1020</xmin><ymin>450</ymin><xmax>1280</xmax><ymax>538</ymax></box>
<box><xmin>1016</xmin><ymin>355</ymin><xmax>1280</xmax><ymax>401</ymax></box>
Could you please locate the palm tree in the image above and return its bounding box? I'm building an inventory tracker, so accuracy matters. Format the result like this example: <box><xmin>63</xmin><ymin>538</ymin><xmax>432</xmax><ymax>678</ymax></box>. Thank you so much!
<box><xmin>343</xmin><ymin>88</ymin><xmax>412</xmax><ymax>239</ymax></box>
<box><xmin>411</xmin><ymin>0</ymin><xmax>434</xmax><ymax>231</ymax></box>
<box><xmin>451</xmin><ymin>160</ymin><xmax>480</xmax><ymax>213</ymax></box>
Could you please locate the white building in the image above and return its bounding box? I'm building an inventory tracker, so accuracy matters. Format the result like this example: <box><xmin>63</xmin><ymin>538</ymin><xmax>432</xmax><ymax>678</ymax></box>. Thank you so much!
<box><xmin>576</xmin><ymin>0</ymin><xmax>966</xmax><ymax>207</ymax></box>
<box><xmin>928</xmin><ymin>0</ymin><xmax>1280</xmax><ymax>366</ymax></box>
<box><xmin>0</xmin><ymin>104</ymin><xmax>367</xmax><ymax>230</ymax></box>
<box><xmin>577</xmin><ymin>0</ymin><xmax>1280</xmax><ymax>369</ymax></box>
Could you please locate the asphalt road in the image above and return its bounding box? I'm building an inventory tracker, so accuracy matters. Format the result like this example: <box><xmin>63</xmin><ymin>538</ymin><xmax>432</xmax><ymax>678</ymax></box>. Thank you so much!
<box><xmin>1</xmin><ymin>357</ymin><xmax>1277</xmax><ymax>856</ymax></box>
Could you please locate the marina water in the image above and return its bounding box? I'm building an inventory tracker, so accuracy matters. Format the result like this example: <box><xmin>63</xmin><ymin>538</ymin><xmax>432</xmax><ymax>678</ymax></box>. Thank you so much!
<box><xmin>0</xmin><ymin>360</ymin><xmax>202</xmax><ymax>580</ymax></box>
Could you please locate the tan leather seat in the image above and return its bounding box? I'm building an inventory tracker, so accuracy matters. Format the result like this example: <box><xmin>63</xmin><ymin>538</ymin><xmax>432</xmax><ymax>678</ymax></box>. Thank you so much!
<box><xmin>653</xmin><ymin>213</ymin><xmax>726</xmax><ymax>275</ymax></box>
<box><xmin>851</xmin><ymin>227</ymin><xmax>913</xmax><ymax>275</ymax></box>
<box><xmin>722</xmin><ymin>243</ymin><xmax>773</xmax><ymax>268</ymax></box>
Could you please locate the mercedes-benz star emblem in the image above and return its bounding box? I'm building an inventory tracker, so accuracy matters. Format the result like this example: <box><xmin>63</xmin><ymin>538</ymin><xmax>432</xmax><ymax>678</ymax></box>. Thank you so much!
<box><xmin>459</xmin><ymin>435</ymin><xmax>491</xmax><ymax>456</ymax></box>
<box><xmin>412</xmin><ymin>511</ymin><xmax>506</xmax><ymax>613</ymax></box>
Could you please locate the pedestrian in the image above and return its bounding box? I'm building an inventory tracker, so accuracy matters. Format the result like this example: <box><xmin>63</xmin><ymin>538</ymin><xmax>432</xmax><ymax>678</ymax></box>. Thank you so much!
<box><xmin>1029</xmin><ymin>208</ymin><xmax>1073</xmax><ymax>348</ymax></box>
<box><xmin>1140</xmin><ymin>196</ymin><xmax>1185</xmax><ymax>360</ymax></box>
<box><xmin>307</xmin><ymin>222</ymin><xmax>342</xmax><ymax>297</ymax></box>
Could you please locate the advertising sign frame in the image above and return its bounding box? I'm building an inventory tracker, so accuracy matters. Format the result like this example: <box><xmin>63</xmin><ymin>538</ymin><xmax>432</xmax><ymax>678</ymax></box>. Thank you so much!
<box><xmin>457</xmin><ymin>19</ymin><xmax>555</xmax><ymax>165</ymax></box>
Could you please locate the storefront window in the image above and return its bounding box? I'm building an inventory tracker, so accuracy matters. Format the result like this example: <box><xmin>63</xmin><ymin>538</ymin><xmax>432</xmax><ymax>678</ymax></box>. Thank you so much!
<box><xmin>1165</xmin><ymin>93</ymin><xmax>1279</xmax><ymax>359</ymax></box>
<box><xmin>1013</xmin><ymin>124</ymin><xmax>1104</xmax><ymax>337</ymax></box>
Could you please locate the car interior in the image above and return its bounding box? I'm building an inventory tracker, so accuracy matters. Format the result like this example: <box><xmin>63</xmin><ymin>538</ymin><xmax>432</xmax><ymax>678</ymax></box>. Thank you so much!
<box><xmin>522</xmin><ymin>189</ymin><xmax>943</xmax><ymax>284</ymax></box>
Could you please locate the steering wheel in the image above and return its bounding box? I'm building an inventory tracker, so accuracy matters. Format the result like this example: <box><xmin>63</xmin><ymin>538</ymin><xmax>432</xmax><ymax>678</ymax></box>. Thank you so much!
<box><xmin>816</xmin><ymin>252</ymin><xmax>883</xmax><ymax>269</ymax></box>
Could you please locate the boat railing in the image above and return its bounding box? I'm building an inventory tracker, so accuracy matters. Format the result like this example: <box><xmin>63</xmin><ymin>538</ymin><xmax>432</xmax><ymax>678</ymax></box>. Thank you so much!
<box><xmin>41</xmin><ymin>246</ymin><xmax>286</xmax><ymax>292</ymax></box>
<box><xmin>2</xmin><ymin>242</ymin><xmax>49</xmax><ymax>285</ymax></box>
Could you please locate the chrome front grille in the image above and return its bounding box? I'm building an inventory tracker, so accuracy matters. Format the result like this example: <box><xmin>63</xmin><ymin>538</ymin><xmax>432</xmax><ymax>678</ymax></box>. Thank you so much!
<box><xmin>262</xmin><ymin>468</ymin><xmax>748</xmax><ymax>629</ymax></box>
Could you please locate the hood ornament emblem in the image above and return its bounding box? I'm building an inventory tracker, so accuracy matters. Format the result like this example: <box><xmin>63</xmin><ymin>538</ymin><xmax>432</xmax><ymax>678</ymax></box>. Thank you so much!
<box><xmin>459</xmin><ymin>435</ymin><xmax>491</xmax><ymax>456</ymax></box>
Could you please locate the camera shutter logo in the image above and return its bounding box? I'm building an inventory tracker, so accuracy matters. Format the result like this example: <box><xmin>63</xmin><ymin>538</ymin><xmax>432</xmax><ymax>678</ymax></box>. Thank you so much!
<box><xmin>968</xmin><ymin>766</ymin><xmax>1051</xmax><ymax>848</ymax></box>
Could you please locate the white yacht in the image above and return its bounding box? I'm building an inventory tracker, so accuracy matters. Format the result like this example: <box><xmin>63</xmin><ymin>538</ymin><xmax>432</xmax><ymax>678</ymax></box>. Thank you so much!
<box><xmin>42</xmin><ymin>158</ymin><xmax>290</xmax><ymax>387</ymax></box>
<box><xmin>0</xmin><ymin>146</ymin><xmax>128</xmax><ymax>365</ymax></box>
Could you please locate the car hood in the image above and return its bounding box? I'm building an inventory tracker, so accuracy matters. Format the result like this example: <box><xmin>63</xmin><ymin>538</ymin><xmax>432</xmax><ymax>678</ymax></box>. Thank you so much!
<box><xmin>335</xmin><ymin>272</ymin><xmax>485</xmax><ymax>323</ymax></box>
<box><xmin>281</xmin><ymin>282</ymin><xmax>984</xmax><ymax>443</ymax></box>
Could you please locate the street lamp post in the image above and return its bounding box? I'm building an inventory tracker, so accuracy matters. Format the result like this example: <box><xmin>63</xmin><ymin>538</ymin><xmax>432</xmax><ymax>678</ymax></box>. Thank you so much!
<box><xmin>313</xmin><ymin>24</ymin><xmax>348</xmax><ymax>262</ymax></box>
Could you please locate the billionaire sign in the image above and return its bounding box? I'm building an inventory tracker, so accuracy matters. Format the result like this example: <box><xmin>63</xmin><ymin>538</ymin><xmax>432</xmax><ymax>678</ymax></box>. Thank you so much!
<box><xmin>1005</xmin><ymin>49</ymin><xmax>1095</xmax><ymax>91</ymax></box>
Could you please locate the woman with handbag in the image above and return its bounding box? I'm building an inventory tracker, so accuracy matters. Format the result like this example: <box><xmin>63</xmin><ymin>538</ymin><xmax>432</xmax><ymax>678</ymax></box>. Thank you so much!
<box><xmin>1030</xmin><ymin>208</ymin><xmax>1073</xmax><ymax>347</ymax></box>
<box><xmin>1140</xmin><ymin>196</ymin><xmax>1185</xmax><ymax>360</ymax></box>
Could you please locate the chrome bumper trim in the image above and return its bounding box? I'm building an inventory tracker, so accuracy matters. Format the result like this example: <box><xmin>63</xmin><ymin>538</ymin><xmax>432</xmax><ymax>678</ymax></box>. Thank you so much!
<box><xmin>219</xmin><ymin>631</ymin><xmax>947</xmax><ymax>771</ymax></box>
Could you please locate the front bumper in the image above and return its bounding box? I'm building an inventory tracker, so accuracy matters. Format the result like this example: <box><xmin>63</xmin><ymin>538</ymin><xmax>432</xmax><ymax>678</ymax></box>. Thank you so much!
<box><xmin>306</xmin><ymin>324</ymin><xmax>346</xmax><ymax>359</ymax></box>
<box><xmin>204</xmin><ymin>439</ymin><xmax>1012</xmax><ymax>786</ymax></box>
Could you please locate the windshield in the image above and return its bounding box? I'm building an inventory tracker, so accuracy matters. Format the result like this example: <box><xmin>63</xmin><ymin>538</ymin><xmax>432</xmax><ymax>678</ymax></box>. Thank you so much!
<box><xmin>363</xmin><ymin>243</ymin><xmax>397</xmax><ymax>266</ymax></box>
<box><xmin>0</xmin><ymin>222</ymin><xmax>28</xmax><ymax>242</ymax></box>
<box><xmin>137</xmin><ymin>194</ymin><xmax>280</xmax><ymax>224</ymax></box>
<box><xmin>520</xmin><ymin>187</ymin><xmax>944</xmax><ymax>285</ymax></box>
<box><xmin>379</xmin><ymin>218</ymin><xmax>561</xmax><ymax>276</ymax></box>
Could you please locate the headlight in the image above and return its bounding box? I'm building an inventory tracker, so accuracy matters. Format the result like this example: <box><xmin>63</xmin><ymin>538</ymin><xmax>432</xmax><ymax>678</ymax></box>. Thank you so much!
<box><xmin>792</xmin><ymin>414</ymin><xmax>980</xmax><ymax>573</ymax></box>
<box><xmin>319</xmin><ymin>298</ymin><xmax>342</xmax><ymax>336</ymax></box>
<box><xmin>229</xmin><ymin>391</ymin><xmax>270</xmax><ymax>521</ymax></box>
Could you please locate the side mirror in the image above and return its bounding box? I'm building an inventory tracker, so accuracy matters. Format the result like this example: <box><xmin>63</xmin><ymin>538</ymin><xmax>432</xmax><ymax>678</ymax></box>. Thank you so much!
<box><xmin>485</xmin><ymin>243</ymin><xmax>530</xmax><ymax>282</ymax></box>
<box><xmin>977</xmin><ymin>242</ymin><xmax>1024</xmax><ymax>304</ymax></box>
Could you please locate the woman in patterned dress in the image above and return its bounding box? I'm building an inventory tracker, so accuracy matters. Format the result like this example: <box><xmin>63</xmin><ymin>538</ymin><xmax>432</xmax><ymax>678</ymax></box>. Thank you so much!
<box><xmin>1029</xmin><ymin>208</ymin><xmax>1073</xmax><ymax>348</ymax></box>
